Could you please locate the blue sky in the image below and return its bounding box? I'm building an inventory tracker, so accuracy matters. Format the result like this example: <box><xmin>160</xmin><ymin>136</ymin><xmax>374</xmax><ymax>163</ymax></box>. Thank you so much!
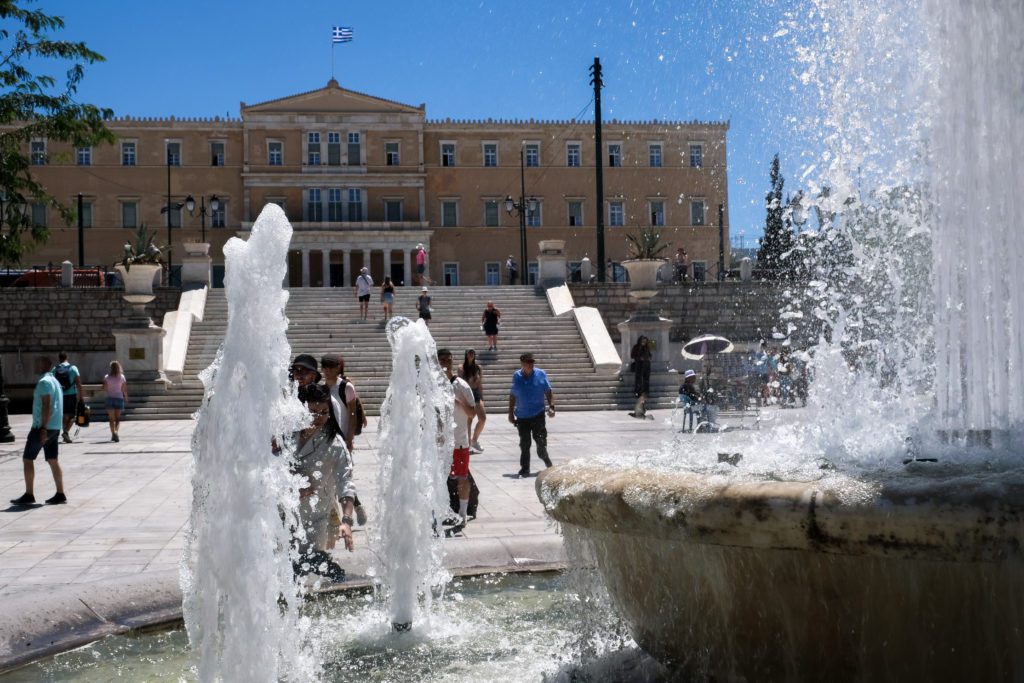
<box><xmin>29</xmin><ymin>0</ymin><xmax>809</xmax><ymax>245</ymax></box>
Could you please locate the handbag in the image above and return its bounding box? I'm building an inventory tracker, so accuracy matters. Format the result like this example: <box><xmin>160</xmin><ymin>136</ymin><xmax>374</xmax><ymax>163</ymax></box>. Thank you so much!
<box><xmin>76</xmin><ymin>401</ymin><xmax>91</xmax><ymax>427</ymax></box>
<box><xmin>629</xmin><ymin>361</ymin><xmax>637</xmax><ymax>373</ymax></box>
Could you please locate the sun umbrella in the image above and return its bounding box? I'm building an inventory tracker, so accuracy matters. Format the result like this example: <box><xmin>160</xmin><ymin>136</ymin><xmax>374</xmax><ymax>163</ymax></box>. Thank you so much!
<box><xmin>681</xmin><ymin>334</ymin><xmax>734</xmax><ymax>360</ymax></box>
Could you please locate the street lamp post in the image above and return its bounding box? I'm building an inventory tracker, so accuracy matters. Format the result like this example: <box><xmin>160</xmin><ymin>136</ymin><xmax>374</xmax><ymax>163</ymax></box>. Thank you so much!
<box><xmin>718</xmin><ymin>203</ymin><xmax>725</xmax><ymax>281</ymax></box>
<box><xmin>790</xmin><ymin>191</ymin><xmax>808</xmax><ymax>234</ymax></box>
<box><xmin>505</xmin><ymin>146</ymin><xmax>537</xmax><ymax>286</ymax></box>
<box><xmin>185</xmin><ymin>194</ymin><xmax>220</xmax><ymax>243</ymax></box>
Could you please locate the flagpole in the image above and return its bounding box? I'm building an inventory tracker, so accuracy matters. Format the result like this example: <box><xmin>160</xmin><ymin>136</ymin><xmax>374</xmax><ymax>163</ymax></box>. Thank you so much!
<box><xmin>331</xmin><ymin>41</ymin><xmax>335</xmax><ymax>80</ymax></box>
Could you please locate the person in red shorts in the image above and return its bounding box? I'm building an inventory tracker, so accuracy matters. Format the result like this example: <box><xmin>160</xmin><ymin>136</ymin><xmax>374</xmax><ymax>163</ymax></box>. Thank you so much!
<box><xmin>437</xmin><ymin>348</ymin><xmax>476</xmax><ymax>525</ymax></box>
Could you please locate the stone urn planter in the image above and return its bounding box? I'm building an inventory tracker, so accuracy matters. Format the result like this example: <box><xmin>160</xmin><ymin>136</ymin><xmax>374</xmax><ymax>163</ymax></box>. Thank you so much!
<box><xmin>182</xmin><ymin>242</ymin><xmax>210</xmax><ymax>257</ymax></box>
<box><xmin>537</xmin><ymin>462</ymin><xmax>1024</xmax><ymax>681</ymax></box>
<box><xmin>621</xmin><ymin>258</ymin><xmax>667</xmax><ymax>301</ymax></box>
<box><xmin>116</xmin><ymin>263</ymin><xmax>162</xmax><ymax>322</ymax></box>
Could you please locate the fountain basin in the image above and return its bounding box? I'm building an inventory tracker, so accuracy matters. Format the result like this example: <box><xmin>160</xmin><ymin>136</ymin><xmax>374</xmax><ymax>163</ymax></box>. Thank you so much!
<box><xmin>538</xmin><ymin>462</ymin><xmax>1024</xmax><ymax>681</ymax></box>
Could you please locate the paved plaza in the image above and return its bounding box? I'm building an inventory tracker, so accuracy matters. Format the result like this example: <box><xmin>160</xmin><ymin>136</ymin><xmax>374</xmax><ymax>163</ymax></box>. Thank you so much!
<box><xmin>0</xmin><ymin>410</ymin><xmax>676</xmax><ymax>599</ymax></box>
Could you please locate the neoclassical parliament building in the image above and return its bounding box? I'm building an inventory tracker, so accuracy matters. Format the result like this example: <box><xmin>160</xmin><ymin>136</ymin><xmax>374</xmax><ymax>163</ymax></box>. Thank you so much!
<box><xmin>20</xmin><ymin>79</ymin><xmax>730</xmax><ymax>287</ymax></box>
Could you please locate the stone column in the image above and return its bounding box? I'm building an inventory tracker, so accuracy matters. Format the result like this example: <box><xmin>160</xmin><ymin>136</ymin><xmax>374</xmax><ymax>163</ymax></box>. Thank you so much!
<box><xmin>384</xmin><ymin>248</ymin><xmax>393</xmax><ymax>280</ymax></box>
<box><xmin>322</xmin><ymin>249</ymin><xmax>331</xmax><ymax>287</ymax></box>
<box><xmin>418</xmin><ymin>189</ymin><xmax>426</xmax><ymax>221</ymax></box>
<box><xmin>403</xmin><ymin>248</ymin><xmax>412</xmax><ymax>287</ymax></box>
<box><xmin>363</xmin><ymin>249</ymin><xmax>372</xmax><ymax>278</ymax></box>
<box><xmin>342</xmin><ymin>250</ymin><xmax>351</xmax><ymax>287</ymax></box>
<box><xmin>301</xmin><ymin>249</ymin><xmax>310</xmax><ymax>287</ymax></box>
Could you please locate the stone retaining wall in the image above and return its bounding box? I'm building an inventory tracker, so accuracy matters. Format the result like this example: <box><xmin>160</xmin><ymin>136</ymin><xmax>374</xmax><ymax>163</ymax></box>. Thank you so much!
<box><xmin>569</xmin><ymin>281</ymin><xmax>787</xmax><ymax>343</ymax></box>
<box><xmin>0</xmin><ymin>288</ymin><xmax>180</xmax><ymax>353</ymax></box>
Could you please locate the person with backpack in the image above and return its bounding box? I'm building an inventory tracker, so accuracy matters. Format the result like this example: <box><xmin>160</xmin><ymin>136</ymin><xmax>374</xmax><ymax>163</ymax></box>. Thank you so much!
<box><xmin>320</xmin><ymin>353</ymin><xmax>368</xmax><ymax>526</ymax></box>
<box><xmin>52</xmin><ymin>352</ymin><xmax>83</xmax><ymax>444</ymax></box>
<box><xmin>10</xmin><ymin>356</ymin><xmax>66</xmax><ymax>507</ymax></box>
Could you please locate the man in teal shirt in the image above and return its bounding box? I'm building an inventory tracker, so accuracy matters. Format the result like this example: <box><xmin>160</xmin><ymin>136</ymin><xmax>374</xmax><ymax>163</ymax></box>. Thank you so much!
<box><xmin>10</xmin><ymin>356</ymin><xmax>67</xmax><ymax>507</ymax></box>
<box><xmin>52</xmin><ymin>351</ymin><xmax>82</xmax><ymax>443</ymax></box>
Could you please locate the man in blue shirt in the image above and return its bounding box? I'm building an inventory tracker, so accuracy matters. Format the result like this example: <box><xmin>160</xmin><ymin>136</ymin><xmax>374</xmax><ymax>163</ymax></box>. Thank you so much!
<box><xmin>52</xmin><ymin>351</ymin><xmax>83</xmax><ymax>443</ymax></box>
<box><xmin>507</xmin><ymin>352</ymin><xmax>555</xmax><ymax>478</ymax></box>
<box><xmin>10</xmin><ymin>356</ymin><xmax>67</xmax><ymax>507</ymax></box>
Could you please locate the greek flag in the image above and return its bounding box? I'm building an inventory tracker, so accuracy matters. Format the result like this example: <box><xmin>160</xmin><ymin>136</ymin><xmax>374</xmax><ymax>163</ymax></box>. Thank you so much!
<box><xmin>332</xmin><ymin>26</ymin><xmax>353</xmax><ymax>43</ymax></box>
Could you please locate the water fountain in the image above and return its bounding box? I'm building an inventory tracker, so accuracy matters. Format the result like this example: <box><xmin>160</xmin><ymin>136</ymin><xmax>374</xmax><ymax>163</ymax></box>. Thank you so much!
<box><xmin>539</xmin><ymin>0</ymin><xmax>1024</xmax><ymax>679</ymax></box>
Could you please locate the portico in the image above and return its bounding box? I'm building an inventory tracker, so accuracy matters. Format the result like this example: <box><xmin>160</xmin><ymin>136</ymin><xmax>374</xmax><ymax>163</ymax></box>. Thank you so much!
<box><xmin>274</xmin><ymin>230</ymin><xmax>432</xmax><ymax>288</ymax></box>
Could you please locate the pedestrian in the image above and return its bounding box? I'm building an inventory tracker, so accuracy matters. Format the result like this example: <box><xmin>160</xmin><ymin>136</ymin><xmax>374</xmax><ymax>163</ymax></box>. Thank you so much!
<box><xmin>289</xmin><ymin>353</ymin><xmax>321</xmax><ymax>401</ymax></box>
<box><xmin>506</xmin><ymin>255</ymin><xmax>518</xmax><ymax>285</ymax></box>
<box><xmin>52</xmin><ymin>352</ymin><xmax>82</xmax><ymax>444</ymax></box>
<box><xmin>673</xmin><ymin>248</ymin><xmax>689</xmax><ymax>283</ymax></box>
<box><xmin>629</xmin><ymin>336</ymin><xmax>653</xmax><ymax>418</ymax></box>
<box><xmin>356</xmin><ymin>266</ymin><xmax>373</xmax><ymax>321</ymax></box>
<box><xmin>292</xmin><ymin>383</ymin><xmax>354</xmax><ymax>583</ymax></box>
<box><xmin>10</xmin><ymin>356</ymin><xmax>67</xmax><ymax>507</ymax></box>
<box><xmin>678</xmin><ymin>368</ymin><xmax>703</xmax><ymax>432</ymax></box>
<box><xmin>417</xmin><ymin>286</ymin><xmax>432</xmax><ymax>326</ymax></box>
<box><xmin>381</xmin><ymin>276</ymin><xmax>395</xmax><ymax>321</ymax></box>
<box><xmin>481</xmin><ymin>300</ymin><xmax>501</xmax><ymax>351</ymax></box>
<box><xmin>438</xmin><ymin>348</ymin><xmax>477</xmax><ymax>525</ymax></box>
<box><xmin>415</xmin><ymin>243</ymin><xmax>429</xmax><ymax>285</ymax></box>
<box><xmin>507</xmin><ymin>352</ymin><xmax>555</xmax><ymax>478</ymax></box>
<box><xmin>103</xmin><ymin>360</ymin><xmax>128</xmax><ymax>442</ymax></box>
<box><xmin>459</xmin><ymin>349</ymin><xmax>486</xmax><ymax>453</ymax></box>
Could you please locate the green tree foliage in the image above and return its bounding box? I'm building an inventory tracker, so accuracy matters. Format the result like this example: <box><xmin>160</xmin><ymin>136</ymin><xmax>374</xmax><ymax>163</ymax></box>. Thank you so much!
<box><xmin>756</xmin><ymin>153</ymin><xmax>796</xmax><ymax>280</ymax></box>
<box><xmin>0</xmin><ymin>0</ymin><xmax>114</xmax><ymax>266</ymax></box>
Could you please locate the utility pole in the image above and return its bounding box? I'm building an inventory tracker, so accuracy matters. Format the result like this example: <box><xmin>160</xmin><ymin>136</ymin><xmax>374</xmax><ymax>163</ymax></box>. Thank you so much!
<box><xmin>718</xmin><ymin>203</ymin><xmax>725</xmax><ymax>281</ymax></box>
<box><xmin>590</xmin><ymin>57</ymin><xmax>606</xmax><ymax>282</ymax></box>
<box><xmin>77</xmin><ymin>193</ymin><xmax>84</xmax><ymax>267</ymax></box>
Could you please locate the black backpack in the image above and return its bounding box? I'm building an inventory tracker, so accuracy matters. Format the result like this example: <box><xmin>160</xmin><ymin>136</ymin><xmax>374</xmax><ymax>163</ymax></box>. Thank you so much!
<box><xmin>339</xmin><ymin>378</ymin><xmax>365</xmax><ymax>436</ymax></box>
<box><xmin>53</xmin><ymin>364</ymin><xmax>73</xmax><ymax>391</ymax></box>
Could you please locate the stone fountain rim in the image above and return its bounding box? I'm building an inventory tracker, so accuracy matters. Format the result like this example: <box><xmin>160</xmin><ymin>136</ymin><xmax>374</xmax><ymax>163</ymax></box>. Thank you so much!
<box><xmin>537</xmin><ymin>462</ymin><xmax>1024</xmax><ymax>564</ymax></box>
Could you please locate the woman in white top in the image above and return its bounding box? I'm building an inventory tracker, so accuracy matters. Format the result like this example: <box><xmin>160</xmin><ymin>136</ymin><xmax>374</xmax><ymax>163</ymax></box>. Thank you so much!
<box><xmin>103</xmin><ymin>361</ymin><xmax>128</xmax><ymax>442</ymax></box>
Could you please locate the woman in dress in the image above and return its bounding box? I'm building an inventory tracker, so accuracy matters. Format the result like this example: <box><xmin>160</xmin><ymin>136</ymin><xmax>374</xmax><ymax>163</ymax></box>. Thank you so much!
<box><xmin>481</xmin><ymin>300</ymin><xmax>501</xmax><ymax>351</ymax></box>
<box><xmin>460</xmin><ymin>349</ymin><xmax>486</xmax><ymax>453</ymax></box>
<box><xmin>417</xmin><ymin>287</ymin><xmax>432</xmax><ymax>326</ymax></box>
<box><xmin>103</xmin><ymin>360</ymin><xmax>128</xmax><ymax>442</ymax></box>
<box><xmin>380</xmin><ymin>276</ymin><xmax>395</xmax><ymax>321</ymax></box>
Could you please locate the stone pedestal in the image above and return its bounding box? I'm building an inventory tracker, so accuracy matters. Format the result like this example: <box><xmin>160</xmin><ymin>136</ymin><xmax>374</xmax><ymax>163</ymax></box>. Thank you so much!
<box><xmin>537</xmin><ymin>239</ymin><xmax>567</xmax><ymax>286</ymax></box>
<box><xmin>617</xmin><ymin>314</ymin><xmax>673</xmax><ymax>373</ymax></box>
<box><xmin>180</xmin><ymin>243</ymin><xmax>212</xmax><ymax>287</ymax></box>
<box><xmin>113</xmin><ymin>325</ymin><xmax>167</xmax><ymax>382</ymax></box>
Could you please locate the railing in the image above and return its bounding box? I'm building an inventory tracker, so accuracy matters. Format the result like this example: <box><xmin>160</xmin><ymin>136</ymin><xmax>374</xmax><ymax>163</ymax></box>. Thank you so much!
<box><xmin>2</xmin><ymin>266</ymin><xmax>109</xmax><ymax>288</ymax></box>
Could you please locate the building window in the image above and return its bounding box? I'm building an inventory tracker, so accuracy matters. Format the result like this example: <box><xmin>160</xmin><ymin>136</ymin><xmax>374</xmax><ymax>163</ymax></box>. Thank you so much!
<box><xmin>650</xmin><ymin>200</ymin><xmax>665</xmax><ymax>226</ymax></box>
<box><xmin>608</xmin><ymin>143</ymin><xmax>622</xmax><ymax>168</ymax></box>
<box><xmin>166</xmin><ymin>141</ymin><xmax>181</xmax><ymax>166</ymax></box>
<box><xmin>525</xmin><ymin>143</ymin><xmax>539</xmax><ymax>167</ymax></box>
<box><xmin>689</xmin><ymin>143</ymin><xmax>703</xmax><ymax>168</ymax></box>
<box><xmin>211</xmin><ymin>200</ymin><xmax>226</xmax><ymax>227</ymax></box>
<box><xmin>569</xmin><ymin>261</ymin><xmax>582</xmax><ymax>283</ymax></box>
<box><xmin>347</xmin><ymin>188</ymin><xmax>363</xmax><ymax>221</ymax></box>
<box><xmin>121</xmin><ymin>201</ymin><xmax>138</xmax><ymax>229</ymax></box>
<box><xmin>169</xmin><ymin>203</ymin><xmax>182</xmax><ymax>228</ymax></box>
<box><xmin>441</xmin><ymin>200</ymin><xmax>458</xmax><ymax>227</ymax></box>
<box><xmin>31</xmin><ymin>203</ymin><xmax>46</xmax><ymax>226</ymax></box>
<box><xmin>485</xmin><ymin>262</ymin><xmax>500</xmax><ymax>285</ymax></box>
<box><xmin>384</xmin><ymin>199</ymin><xmax>403</xmax><ymax>222</ymax></box>
<box><xmin>693</xmin><ymin>261</ymin><xmax>707</xmax><ymax>282</ymax></box>
<box><xmin>690</xmin><ymin>200</ymin><xmax>705</xmax><ymax>226</ymax></box>
<box><xmin>568</xmin><ymin>201</ymin><xmax>583</xmax><ymax>227</ymax></box>
<box><xmin>347</xmin><ymin>132</ymin><xmax>361</xmax><ymax>166</ymax></box>
<box><xmin>327</xmin><ymin>132</ymin><xmax>341</xmax><ymax>166</ymax></box>
<box><xmin>527</xmin><ymin>202</ymin><xmax>542</xmax><ymax>227</ymax></box>
<box><xmin>121</xmin><ymin>141</ymin><xmax>136</xmax><ymax>166</ymax></box>
<box><xmin>443</xmin><ymin>262</ymin><xmax>459</xmax><ymax>286</ymax></box>
<box><xmin>328</xmin><ymin>188</ymin><xmax>344</xmax><ymax>221</ymax></box>
<box><xmin>385</xmin><ymin>141</ymin><xmax>400</xmax><ymax>166</ymax></box>
<box><xmin>484</xmin><ymin>200</ymin><xmax>499</xmax><ymax>227</ymax></box>
<box><xmin>527</xmin><ymin>262</ymin><xmax>539</xmax><ymax>285</ymax></box>
<box><xmin>609</xmin><ymin>201</ymin><xmax>624</xmax><ymax>227</ymax></box>
<box><xmin>307</xmin><ymin>132</ymin><xmax>321</xmax><ymax>166</ymax></box>
<box><xmin>30</xmin><ymin>139</ymin><xmax>46</xmax><ymax>165</ymax></box>
<box><xmin>210</xmin><ymin>141</ymin><xmax>225</xmax><ymax>167</ymax></box>
<box><xmin>441</xmin><ymin>142</ymin><xmax>456</xmax><ymax>167</ymax></box>
<box><xmin>566</xmin><ymin>142</ymin><xmax>581</xmax><ymax>167</ymax></box>
<box><xmin>483</xmin><ymin>142</ymin><xmax>498</xmax><ymax>167</ymax></box>
<box><xmin>268</xmin><ymin>141</ymin><xmax>283</xmax><ymax>166</ymax></box>
<box><xmin>307</xmin><ymin>188</ymin><xmax>323</xmax><ymax>222</ymax></box>
<box><xmin>76</xmin><ymin>147</ymin><xmax>91</xmax><ymax>166</ymax></box>
<box><xmin>79</xmin><ymin>201</ymin><xmax>93</xmax><ymax>228</ymax></box>
<box><xmin>649</xmin><ymin>143</ymin><xmax>663</xmax><ymax>168</ymax></box>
